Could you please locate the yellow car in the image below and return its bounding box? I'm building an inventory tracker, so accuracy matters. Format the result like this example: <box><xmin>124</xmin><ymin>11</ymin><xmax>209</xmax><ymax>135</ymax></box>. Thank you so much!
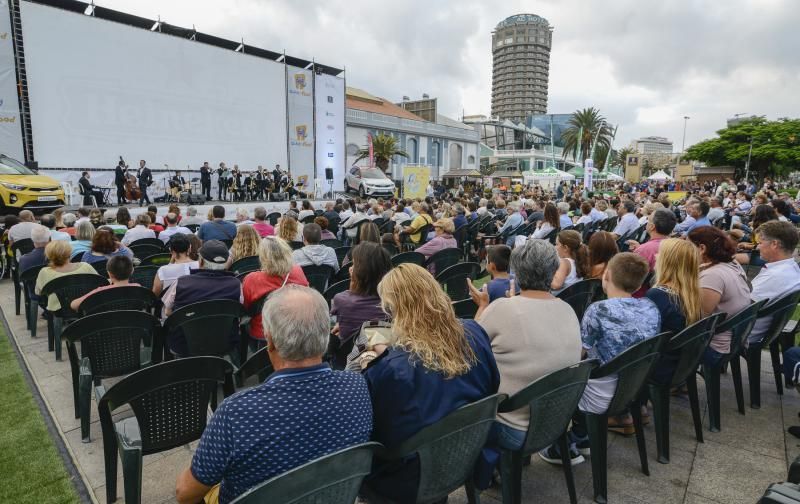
<box><xmin>0</xmin><ymin>153</ymin><xmax>65</xmax><ymax>213</ymax></box>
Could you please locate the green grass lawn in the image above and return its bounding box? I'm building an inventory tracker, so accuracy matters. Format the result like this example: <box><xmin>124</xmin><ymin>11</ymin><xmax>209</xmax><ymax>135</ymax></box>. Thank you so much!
<box><xmin>0</xmin><ymin>326</ymin><xmax>81</xmax><ymax>504</ymax></box>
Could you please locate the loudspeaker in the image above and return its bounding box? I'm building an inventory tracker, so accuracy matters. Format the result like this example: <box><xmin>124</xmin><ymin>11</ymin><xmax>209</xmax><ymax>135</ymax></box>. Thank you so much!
<box><xmin>188</xmin><ymin>193</ymin><xmax>205</xmax><ymax>205</ymax></box>
<box><xmin>325</xmin><ymin>168</ymin><xmax>334</xmax><ymax>181</ymax></box>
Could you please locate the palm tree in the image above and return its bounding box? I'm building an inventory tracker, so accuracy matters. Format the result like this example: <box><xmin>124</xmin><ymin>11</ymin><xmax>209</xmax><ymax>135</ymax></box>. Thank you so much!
<box><xmin>354</xmin><ymin>133</ymin><xmax>408</xmax><ymax>174</ymax></box>
<box><xmin>593</xmin><ymin>144</ymin><xmax>612</xmax><ymax>171</ymax></box>
<box><xmin>614</xmin><ymin>147</ymin><xmax>635</xmax><ymax>169</ymax></box>
<box><xmin>560</xmin><ymin>107</ymin><xmax>613</xmax><ymax>164</ymax></box>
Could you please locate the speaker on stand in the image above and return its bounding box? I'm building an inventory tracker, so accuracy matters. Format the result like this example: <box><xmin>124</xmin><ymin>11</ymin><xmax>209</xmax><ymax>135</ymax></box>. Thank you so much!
<box><xmin>325</xmin><ymin>168</ymin><xmax>334</xmax><ymax>199</ymax></box>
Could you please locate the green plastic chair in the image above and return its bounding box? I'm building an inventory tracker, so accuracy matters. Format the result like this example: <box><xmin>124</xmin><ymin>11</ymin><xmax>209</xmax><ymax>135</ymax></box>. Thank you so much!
<box><xmin>700</xmin><ymin>300</ymin><xmax>767</xmax><ymax>432</ymax></box>
<box><xmin>11</xmin><ymin>238</ymin><xmax>35</xmax><ymax>315</ymax></box>
<box><xmin>129</xmin><ymin>265</ymin><xmax>159</xmax><ymax>291</ymax></box>
<box><xmin>586</xmin><ymin>332</ymin><xmax>671</xmax><ymax>503</ymax></box>
<box><xmin>98</xmin><ymin>357</ymin><xmax>235</xmax><ymax>504</ymax></box>
<box><xmin>390</xmin><ymin>251</ymin><xmax>426</xmax><ymax>267</ymax></box>
<box><xmin>164</xmin><ymin>299</ymin><xmax>241</xmax><ymax>358</ymax></box>
<box><xmin>234</xmin><ymin>347</ymin><xmax>274</xmax><ymax>390</ymax></box>
<box><xmin>496</xmin><ymin>360</ymin><xmax>597</xmax><ymax>504</ymax></box>
<box><xmin>424</xmin><ymin>247</ymin><xmax>462</xmax><ymax>276</ymax></box>
<box><xmin>230</xmin><ymin>255</ymin><xmax>260</xmax><ymax>276</ymax></box>
<box><xmin>231</xmin><ymin>442</ymin><xmax>380</xmax><ymax>504</ymax></box>
<box><xmin>366</xmin><ymin>394</ymin><xmax>504</xmax><ymax>504</ymax></box>
<box><xmin>139</xmin><ymin>253</ymin><xmax>171</xmax><ymax>266</ymax></box>
<box><xmin>78</xmin><ymin>285</ymin><xmax>158</xmax><ymax>316</ymax></box>
<box><xmin>648</xmin><ymin>313</ymin><xmax>724</xmax><ymax>464</ymax></box>
<box><xmin>39</xmin><ymin>273</ymin><xmax>109</xmax><ymax>361</ymax></box>
<box><xmin>301</xmin><ymin>264</ymin><xmax>335</xmax><ymax>294</ymax></box>
<box><xmin>740</xmin><ymin>290</ymin><xmax>800</xmax><ymax>408</ymax></box>
<box><xmin>436</xmin><ymin>262</ymin><xmax>482</xmax><ymax>302</ymax></box>
<box><xmin>452</xmin><ymin>298</ymin><xmax>479</xmax><ymax>320</ymax></box>
<box><xmin>19</xmin><ymin>264</ymin><xmax>46</xmax><ymax>336</ymax></box>
<box><xmin>129</xmin><ymin>243</ymin><xmax>163</xmax><ymax>261</ymax></box>
<box><xmin>556</xmin><ymin>279</ymin><xmax>602</xmax><ymax>322</ymax></box>
<box><xmin>62</xmin><ymin>310</ymin><xmax>161</xmax><ymax>442</ymax></box>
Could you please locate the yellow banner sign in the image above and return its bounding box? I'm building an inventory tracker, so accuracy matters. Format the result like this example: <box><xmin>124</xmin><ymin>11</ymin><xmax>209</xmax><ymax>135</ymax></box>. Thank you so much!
<box><xmin>402</xmin><ymin>166</ymin><xmax>430</xmax><ymax>199</ymax></box>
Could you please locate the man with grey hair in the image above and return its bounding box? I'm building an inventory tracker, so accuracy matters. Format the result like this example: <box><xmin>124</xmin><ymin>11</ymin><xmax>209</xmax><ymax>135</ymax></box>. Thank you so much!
<box><xmin>612</xmin><ymin>200</ymin><xmax>639</xmax><ymax>238</ymax></box>
<box><xmin>19</xmin><ymin>224</ymin><xmax>50</xmax><ymax>273</ymax></box>
<box><xmin>251</xmin><ymin>206</ymin><xmax>274</xmax><ymax>238</ymax></box>
<box><xmin>39</xmin><ymin>214</ymin><xmax>71</xmax><ymax>242</ymax></box>
<box><xmin>556</xmin><ymin>201</ymin><xmax>573</xmax><ymax>229</ymax></box>
<box><xmin>175</xmin><ymin>285</ymin><xmax>372</xmax><ymax>504</ymax></box>
<box><xmin>468</xmin><ymin>238</ymin><xmax>582</xmax><ymax>459</ymax></box>
<box><xmin>159</xmin><ymin>212</ymin><xmax>192</xmax><ymax>245</ymax></box>
<box><xmin>8</xmin><ymin>210</ymin><xmax>37</xmax><ymax>245</ymax></box>
<box><xmin>181</xmin><ymin>206</ymin><xmax>205</xmax><ymax>227</ymax></box>
<box><xmin>161</xmin><ymin>240</ymin><xmax>241</xmax><ymax>357</ymax></box>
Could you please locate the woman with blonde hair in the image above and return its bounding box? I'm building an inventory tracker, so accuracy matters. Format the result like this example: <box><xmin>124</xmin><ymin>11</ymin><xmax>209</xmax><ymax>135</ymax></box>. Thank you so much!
<box><xmin>361</xmin><ymin>263</ymin><xmax>499</xmax><ymax>503</ymax></box>
<box><xmin>35</xmin><ymin>240</ymin><xmax>100</xmax><ymax>311</ymax></box>
<box><xmin>228</xmin><ymin>224</ymin><xmax>261</xmax><ymax>263</ymax></box>
<box><xmin>275</xmin><ymin>215</ymin><xmax>302</xmax><ymax>244</ymax></box>
<box><xmin>242</xmin><ymin>237</ymin><xmax>308</xmax><ymax>348</ymax></box>
<box><xmin>647</xmin><ymin>238</ymin><xmax>703</xmax><ymax>384</ymax></box>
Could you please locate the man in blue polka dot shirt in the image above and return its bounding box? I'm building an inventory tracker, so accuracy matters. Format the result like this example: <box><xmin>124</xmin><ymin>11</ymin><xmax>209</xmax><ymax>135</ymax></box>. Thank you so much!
<box><xmin>176</xmin><ymin>285</ymin><xmax>373</xmax><ymax>504</ymax></box>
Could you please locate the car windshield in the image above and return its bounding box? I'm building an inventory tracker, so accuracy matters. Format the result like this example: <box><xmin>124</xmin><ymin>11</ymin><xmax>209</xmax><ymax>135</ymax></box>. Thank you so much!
<box><xmin>0</xmin><ymin>154</ymin><xmax>35</xmax><ymax>176</ymax></box>
<box><xmin>361</xmin><ymin>169</ymin><xmax>387</xmax><ymax>180</ymax></box>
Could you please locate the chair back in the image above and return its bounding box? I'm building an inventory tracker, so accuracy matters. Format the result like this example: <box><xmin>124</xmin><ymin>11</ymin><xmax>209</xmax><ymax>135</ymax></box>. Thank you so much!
<box><xmin>379</xmin><ymin>219</ymin><xmax>396</xmax><ymax>234</ymax></box>
<box><xmin>556</xmin><ymin>279</ymin><xmax>601</xmax><ymax>322</ymax></box>
<box><xmin>185</xmin><ymin>224</ymin><xmax>199</xmax><ymax>233</ymax></box>
<box><xmin>221</xmin><ymin>239</ymin><xmax>234</xmax><ymax>249</ymax></box>
<box><xmin>417</xmin><ymin>223</ymin><xmax>434</xmax><ymax>245</ymax></box>
<box><xmin>382</xmin><ymin>243</ymin><xmax>399</xmax><ymax>257</ymax></box>
<box><xmin>391</xmin><ymin>251</ymin><xmax>426</xmax><ymax>267</ymax></box>
<box><xmin>40</xmin><ymin>273</ymin><xmax>109</xmax><ymax>317</ymax></box>
<box><xmin>88</xmin><ymin>259</ymin><xmax>109</xmax><ymax>277</ymax></box>
<box><xmin>63</xmin><ymin>311</ymin><xmax>160</xmax><ymax>380</ymax></box>
<box><xmin>301</xmin><ymin>215</ymin><xmax>316</xmax><ymax>224</ymax></box>
<box><xmin>11</xmin><ymin>238</ymin><xmax>34</xmax><ymax>261</ymax></box>
<box><xmin>543</xmin><ymin>228</ymin><xmax>558</xmax><ymax>244</ymax></box>
<box><xmin>424</xmin><ymin>247</ymin><xmax>461</xmax><ymax>275</ymax></box>
<box><xmin>70</xmin><ymin>252</ymin><xmax>85</xmax><ymax>262</ymax></box>
<box><xmin>98</xmin><ymin>357</ymin><xmax>234</xmax><ymax>455</ymax></box>
<box><xmin>289</xmin><ymin>241</ymin><xmax>304</xmax><ymax>251</ymax></box>
<box><xmin>452</xmin><ymin>298</ymin><xmax>478</xmax><ymax>319</ymax></box>
<box><xmin>320</xmin><ymin>239</ymin><xmax>342</xmax><ymax>249</ymax></box>
<box><xmin>230</xmin><ymin>255</ymin><xmax>260</xmax><ymax>276</ymax></box>
<box><xmin>435</xmin><ymin>262</ymin><xmax>482</xmax><ymax>301</ymax></box>
<box><xmin>234</xmin><ymin>347</ymin><xmax>274</xmax><ymax>390</ymax></box>
<box><xmin>665</xmin><ymin>313</ymin><xmax>725</xmax><ymax>387</ymax></box>
<box><xmin>333</xmin><ymin>246</ymin><xmax>350</xmax><ymax>268</ymax></box>
<box><xmin>78</xmin><ymin>285</ymin><xmax>158</xmax><ymax>316</ymax></box>
<box><xmin>231</xmin><ymin>443</ymin><xmax>379</xmax><ymax>504</ymax></box>
<box><xmin>756</xmin><ymin>290</ymin><xmax>800</xmax><ymax>347</ymax></box>
<box><xmin>323</xmin><ymin>278</ymin><xmax>350</xmax><ymax>308</ymax></box>
<box><xmin>593</xmin><ymin>332</ymin><xmax>671</xmax><ymax>417</ymax></box>
<box><xmin>130</xmin><ymin>243</ymin><xmax>164</xmax><ymax>261</ymax></box>
<box><xmin>714</xmin><ymin>300</ymin><xmax>768</xmax><ymax>359</ymax></box>
<box><xmin>19</xmin><ymin>264</ymin><xmax>46</xmax><ymax>294</ymax></box>
<box><xmin>129</xmin><ymin>238</ymin><xmax>164</xmax><ymax>250</ymax></box>
<box><xmin>129</xmin><ymin>265</ymin><xmax>159</xmax><ymax>291</ymax></box>
<box><xmin>381</xmin><ymin>394</ymin><xmax>503</xmax><ymax>503</ymax></box>
<box><xmin>453</xmin><ymin>224</ymin><xmax>467</xmax><ymax>250</ymax></box>
<box><xmin>743</xmin><ymin>265</ymin><xmax>763</xmax><ymax>285</ymax></box>
<box><xmin>603</xmin><ymin>216</ymin><xmax>618</xmax><ymax>232</ymax></box>
<box><xmin>500</xmin><ymin>360</ymin><xmax>597</xmax><ymax>455</ymax></box>
<box><xmin>301</xmin><ymin>264</ymin><xmax>335</xmax><ymax>294</ymax></box>
<box><xmin>140</xmin><ymin>253</ymin><xmax>172</xmax><ymax>266</ymax></box>
<box><xmin>266</xmin><ymin>212</ymin><xmax>281</xmax><ymax>226</ymax></box>
<box><xmin>165</xmin><ymin>299</ymin><xmax>242</xmax><ymax>357</ymax></box>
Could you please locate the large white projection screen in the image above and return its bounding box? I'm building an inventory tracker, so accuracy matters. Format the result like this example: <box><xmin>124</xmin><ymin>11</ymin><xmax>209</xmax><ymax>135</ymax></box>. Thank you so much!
<box><xmin>21</xmin><ymin>1</ymin><xmax>288</xmax><ymax>170</ymax></box>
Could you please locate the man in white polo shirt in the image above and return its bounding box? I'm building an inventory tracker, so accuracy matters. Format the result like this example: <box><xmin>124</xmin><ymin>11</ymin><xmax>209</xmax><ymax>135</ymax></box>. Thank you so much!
<box><xmin>749</xmin><ymin>221</ymin><xmax>800</xmax><ymax>347</ymax></box>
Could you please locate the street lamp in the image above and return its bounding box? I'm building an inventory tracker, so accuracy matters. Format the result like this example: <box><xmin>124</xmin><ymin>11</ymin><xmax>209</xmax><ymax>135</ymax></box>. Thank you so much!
<box><xmin>676</xmin><ymin>116</ymin><xmax>690</xmax><ymax>179</ymax></box>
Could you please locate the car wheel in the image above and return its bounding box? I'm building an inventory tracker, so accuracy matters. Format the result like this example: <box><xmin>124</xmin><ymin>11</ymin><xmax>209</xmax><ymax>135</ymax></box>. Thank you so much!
<box><xmin>359</xmin><ymin>185</ymin><xmax>366</xmax><ymax>198</ymax></box>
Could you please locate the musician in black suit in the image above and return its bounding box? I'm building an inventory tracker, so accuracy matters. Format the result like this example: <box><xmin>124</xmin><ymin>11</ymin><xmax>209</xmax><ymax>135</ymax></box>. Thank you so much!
<box><xmin>200</xmin><ymin>161</ymin><xmax>212</xmax><ymax>200</ymax></box>
<box><xmin>171</xmin><ymin>171</ymin><xmax>187</xmax><ymax>200</ymax></box>
<box><xmin>272</xmin><ymin>164</ymin><xmax>282</xmax><ymax>188</ymax></box>
<box><xmin>114</xmin><ymin>160</ymin><xmax>127</xmax><ymax>205</ymax></box>
<box><xmin>137</xmin><ymin>159</ymin><xmax>152</xmax><ymax>207</ymax></box>
<box><xmin>217</xmin><ymin>162</ymin><xmax>228</xmax><ymax>201</ymax></box>
<box><xmin>79</xmin><ymin>171</ymin><xmax>105</xmax><ymax>206</ymax></box>
<box><xmin>254</xmin><ymin>165</ymin><xmax>265</xmax><ymax>200</ymax></box>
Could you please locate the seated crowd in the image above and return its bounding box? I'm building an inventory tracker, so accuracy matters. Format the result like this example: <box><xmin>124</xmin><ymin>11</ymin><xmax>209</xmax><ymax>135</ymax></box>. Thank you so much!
<box><xmin>6</xmin><ymin>176</ymin><xmax>800</xmax><ymax>504</ymax></box>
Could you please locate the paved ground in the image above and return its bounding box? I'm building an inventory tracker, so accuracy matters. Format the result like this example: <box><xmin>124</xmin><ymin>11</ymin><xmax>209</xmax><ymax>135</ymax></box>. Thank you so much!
<box><xmin>2</xmin><ymin>278</ymin><xmax>799</xmax><ymax>504</ymax></box>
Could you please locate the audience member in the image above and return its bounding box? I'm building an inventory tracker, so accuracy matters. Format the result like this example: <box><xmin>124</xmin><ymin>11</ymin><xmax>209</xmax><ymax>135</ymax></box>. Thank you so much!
<box><xmin>162</xmin><ymin>240</ymin><xmax>242</xmax><ymax>357</ymax></box>
<box><xmin>292</xmin><ymin>223</ymin><xmax>339</xmax><ymax>272</ymax></box>
<box><xmin>361</xmin><ymin>264</ymin><xmax>499</xmax><ymax>503</ymax></box>
<box><xmin>315</xmin><ymin>216</ymin><xmax>336</xmax><ymax>241</ymax></box>
<box><xmin>70</xmin><ymin>255</ymin><xmax>138</xmax><ymax>311</ymax></box>
<box><xmin>251</xmin><ymin>207</ymin><xmax>274</xmax><ymax>238</ymax></box>
<box><xmin>152</xmin><ymin>234</ymin><xmax>199</xmax><ymax>297</ymax></box>
<box><xmin>159</xmin><ymin>212</ymin><xmax>192</xmax><ymax>245</ymax></box>
<box><xmin>242</xmin><ymin>237</ymin><xmax>308</xmax><ymax>347</ymax></box>
<box><xmin>19</xmin><ymin>225</ymin><xmax>50</xmax><ymax>273</ymax></box>
<box><xmin>197</xmin><ymin>206</ymin><xmax>237</xmax><ymax>242</ymax></box>
<box><xmin>229</xmin><ymin>224</ymin><xmax>261</xmax><ymax>264</ymax></box>
<box><xmin>612</xmin><ymin>200</ymin><xmax>639</xmax><ymax>238</ymax></box>
<box><xmin>35</xmin><ymin>241</ymin><xmax>99</xmax><ymax>312</ymax></box>
<box><xmin>551</xmin><ymin>229</ymin><xmax>590</xmax><ymax>294</ymax></box>
<box><xmin>82</xmin><ymin>229</ymin><xmax>133</xmax><ymax>264</ymax></box>
<box><xmin>529</xmin><ymin>203</ymin><xmax>559</xmax><ymax>241</ymax></box>
<box><xmin>588</xmin><ymin>231</ymin><xmax>619</xmax><ymax>279</ymax></box>
<box><xmin>40</xmin><ymin>214</ymin><xmax>70</xmax><ymax>242</ymax></box>
<box><xmin>416</xmin><ymin>218</ymin><xmax>458</xmax><ymax>263</ymax></box>
<box><xmin>8</xmin><ymin>210</ymin><xmax>37</xmax><ymax>245</ymax></box>
<box><xmin>121</xmin><ymin>214</ymin><xmax>157</xmax><ymax>245</ymax></box>
<box><xmin>181</xmin><ymin>206</ymin><xmax>205</xmax><ymax>227</ymax></box>
<box><xmin>70</xmin><ymin>221</ymin><xmax>96</xmax><ymax>259</ymax></box>
<box><xmin>483</xmin><ymin>244</ymin><xmax>517</xmax><ymax>302</ymax></box>
<box><xmin>176</xmin><ymin>285</ymin><xmax>371</xmax><ymax>504</ymax></box>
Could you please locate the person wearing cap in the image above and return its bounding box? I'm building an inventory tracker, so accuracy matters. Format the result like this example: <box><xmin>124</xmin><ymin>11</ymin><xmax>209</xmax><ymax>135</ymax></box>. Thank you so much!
<box><xmin>161</xmin><ymin>239</ymin><xmax>242</xmax><ymax>358</ymax></box>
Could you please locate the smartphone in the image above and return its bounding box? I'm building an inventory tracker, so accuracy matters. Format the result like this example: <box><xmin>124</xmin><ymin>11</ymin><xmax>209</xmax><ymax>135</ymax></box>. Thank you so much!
<box><xmin>508</xmin><ymin>272</ymin><xmax>516</xmax><ymax>297</ymax></box>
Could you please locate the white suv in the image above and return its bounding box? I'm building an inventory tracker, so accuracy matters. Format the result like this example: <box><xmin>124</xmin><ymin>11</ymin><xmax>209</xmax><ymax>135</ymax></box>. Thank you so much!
<box><xmin>344</xmin><ymin>166</ymin><xmax>395</xmax><ymax>197</ymax></box>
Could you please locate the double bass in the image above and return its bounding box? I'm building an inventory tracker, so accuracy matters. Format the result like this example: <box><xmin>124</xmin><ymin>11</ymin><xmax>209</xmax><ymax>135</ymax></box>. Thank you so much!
<box><xmin>122</xmin><ymin>157</ymin><xmax>142</xmax><ymax>201</ymax></box>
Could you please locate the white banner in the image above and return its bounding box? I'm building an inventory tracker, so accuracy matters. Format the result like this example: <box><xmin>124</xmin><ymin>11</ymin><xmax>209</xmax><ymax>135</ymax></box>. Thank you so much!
<box><xmin>314</xmin><ymin>73</ymin><xmax>345</xmax><ymax>189</ymax></box>
<box><xmin>585</xmin><ymin>158</ymin><xmax>594</xmax><ymax>191</ymax></box>
<box><xmin>0</xmin><ymin>0</ymin><xmax>24</xmax><ymax>161</ymax></box>
<box><xmin>286</xmin><ymin>67</ymin><xmax>315</xmax><ymax>190</ymax></box>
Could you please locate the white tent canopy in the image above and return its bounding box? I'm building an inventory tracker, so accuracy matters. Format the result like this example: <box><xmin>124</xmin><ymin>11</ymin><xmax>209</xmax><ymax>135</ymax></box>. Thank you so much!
<box><xmin>648</xmin><ymin>170</ymin><xmax>673</xmax><ymax>182</ymax></box>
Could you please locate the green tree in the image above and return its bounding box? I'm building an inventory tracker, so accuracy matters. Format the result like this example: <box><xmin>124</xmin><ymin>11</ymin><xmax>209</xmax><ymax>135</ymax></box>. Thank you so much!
<box><xmin>614</xmin><ymin>147</ymin><xmax>635</xmax><ymax>169</ymax></box>
<box><xmin>686</xmin><ymin>117</ymin><xmax>800</xmax><ymax>181</ymax></box>
<box><xmin>560</xmin><ymin>107</ymin><xmax>614</xmax><ymax>164</ymax></box>
<box><xmin>354</xmin><ymin>132</ymin><xmax>409</xmax><ymax>174</ymax></box>
<box><xmin>593</xmin><ymin>144</ymin><xmax>611</xmax><ymax>171</ymax></box>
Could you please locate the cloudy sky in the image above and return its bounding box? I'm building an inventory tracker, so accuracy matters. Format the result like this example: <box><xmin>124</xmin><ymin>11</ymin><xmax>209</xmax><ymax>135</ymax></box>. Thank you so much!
<box><xmin>96</xmin><ymin>0</ymin><xmax>799</xmax><ymax>150</ymax></box>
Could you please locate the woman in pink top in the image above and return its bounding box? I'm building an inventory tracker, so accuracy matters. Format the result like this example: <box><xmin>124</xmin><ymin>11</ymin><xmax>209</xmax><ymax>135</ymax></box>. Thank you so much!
<box><xmin>687</xmin><ymin>226</ymin><xmax>751</xmax><ymax>367</ymax></box>
<box><xmin>416</xmin><ymin>218</ymin><xmax>457</xmax><ymax>257</ymax></box>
